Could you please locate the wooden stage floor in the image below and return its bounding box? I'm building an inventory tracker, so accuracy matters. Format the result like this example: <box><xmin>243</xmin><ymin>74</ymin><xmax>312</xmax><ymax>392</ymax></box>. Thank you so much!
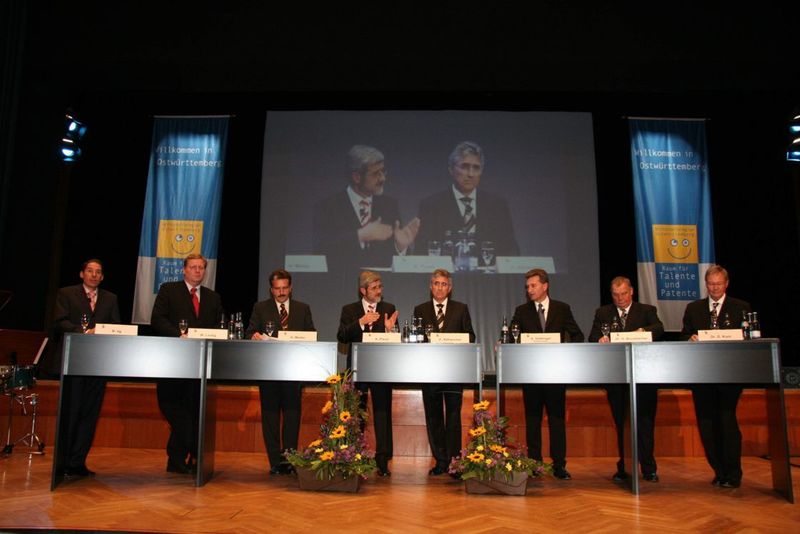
<box><xmin>0</xmin><ymin>448</ymin><xmax>798</xmax><ymax>533</ymax></box>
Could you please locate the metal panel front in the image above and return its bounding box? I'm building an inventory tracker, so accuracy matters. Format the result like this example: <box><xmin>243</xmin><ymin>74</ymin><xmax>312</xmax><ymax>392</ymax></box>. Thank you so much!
<box><xmin>352</xmin><ymin>343</ymin><xmax>481</xmax><ymax>383</ymax></box>
<box><xmin>632</xmin><ymin>339</ymin><xmax>780</xmax><ymax>384</ymax></box>
<box><xmin>208</xmin><ymin>340</ymin><xmax>338</xmax><ymax>381</ymax></box>
<box><xmin>497</xmin><ymin>343</ymin><xmax>629</xmax><ymax>384</ymax></box>
<box><xmin>62</xmin><ymin>333</ymin><xmax>206</xmax><ymax>379</ymax></box>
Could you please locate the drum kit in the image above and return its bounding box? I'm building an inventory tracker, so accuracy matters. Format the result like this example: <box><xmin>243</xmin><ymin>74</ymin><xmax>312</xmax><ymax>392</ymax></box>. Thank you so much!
<box><xmin>1</xmin><ymin>363</ymin><xmax>45</xmax><ymax>456</ymax></box>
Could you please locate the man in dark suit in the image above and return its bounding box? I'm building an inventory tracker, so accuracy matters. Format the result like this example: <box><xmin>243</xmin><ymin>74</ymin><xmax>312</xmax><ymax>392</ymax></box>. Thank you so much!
<box><xmin>413</xmin><ymin>269</ymin><xmax>475</xmax><ymax>476</ymax></box>
<box><xmin>52</xmin><ymin>258</ymin><xmax>121</xmax><ymax>477</ymax></box>
<box><xmin>680</xmin><ymin>265</ymin><xmax>751</xmax><ymax>489</ymax></box>
<box><xmin>151</xmin><ymin>253</ymin><xmax>224</xmax><ymax>475</ymax></box>
<box><xmin>313</xmin><ymin>145</ymin><xmax>420</xmax><ymax>272</ymax></box>
<box><xmin>588</xmin><ymin>276</ymin><xmax>664</xmax><ymax>483</ymax></box>
<box><xmin>511</xmin><ymin>268</ymin><xmax>583</xmax><ymax>480</ymax></box>
<box><xmin>245</xmin><ymin>269</ymin><xmax>315</xmax><ymax>476</ymax></box>
<box><xmin>337</xmin><ymin>270</ymin><xmax>399</xmax><ymax>476</ymax></box>
<box><xmin>416</xmin><ymin>141</ymin><xmax>518</xmax><ymax>267</ymax></box>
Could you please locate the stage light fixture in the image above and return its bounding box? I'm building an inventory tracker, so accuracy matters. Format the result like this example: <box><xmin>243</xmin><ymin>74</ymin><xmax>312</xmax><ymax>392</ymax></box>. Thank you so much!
<box><xmin>65</xmin><ymin>114</ymin><xmax>87</xmax><ymax>140</ymax></box>
<box><xmin>60</xmin><ymin>137</ymin><xmax>82</xmax><ymax>162</ymax></box>
<box><xmin>60</xmin><ymin>109</ymin><xmax>87</xmax><ymax>163</ymax></box>
<box><xmin>788</xmin><ymin>114</ymin><xmax>800</xmax><ymax>163</ymax></box>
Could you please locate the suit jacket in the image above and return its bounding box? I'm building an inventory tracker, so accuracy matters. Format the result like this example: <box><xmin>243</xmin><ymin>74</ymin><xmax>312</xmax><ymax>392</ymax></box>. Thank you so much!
<box><xmin>412</xmin><ymin>299</ymin><xmax>476</xmax><ymax>342</ymax></box>
<box><xmin>511</xmin><ymin>299</ymin><xmax>584</xmax><ymax>343</ymax></box>
<box><xmin>337</xmin><ymin>300</ymin><xmax>397</xmax><ymax>343</ymax></box>
<box><xmin>588</xmin><ymin>302</ymin><xmax>664</xmax><ymax>342</ymax></box>
<box><xmin>680</xmin><ymin>296</ymin><xmax>751</xmax><ymax>340</ymax></box>
<box><xmin>150</xmin><ymin>281</ymin><xmax>224</xmax><ymax>336</ymax></box>
<box><xmin>416</xmin><ymin>188</ymin><xmax>519</xmax><ymax>258</ymax></box>
<box><xmin>313</xmin><ymin>189</ymin><xmax>403</xmax><ymax>270</ymax></box>
<box><xmin>245</xmin><ymin>298</ymin><xmax>315</xmax><ymax>339</ymax></box>
<box><xmin>46</xmin><ymin>284</ymin><xmax>122</xmax><ymax>375</ymax></box>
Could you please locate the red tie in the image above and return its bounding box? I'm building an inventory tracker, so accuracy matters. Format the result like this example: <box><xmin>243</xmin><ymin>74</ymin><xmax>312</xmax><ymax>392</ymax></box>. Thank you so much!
<box><xmin>190</xmin><ymin>287</ymin><xmax>200</xmax><ymax>318</ymax></box>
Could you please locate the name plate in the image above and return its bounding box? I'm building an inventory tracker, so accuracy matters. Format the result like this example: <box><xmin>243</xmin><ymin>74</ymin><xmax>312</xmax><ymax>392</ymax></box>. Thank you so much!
<box><xmin>520</xmin><ymin>333</ymin><xmax>561</xmax><ymax>344</ymax></box>
<box><xmin>392</xmin><ymin>255</ymin><xmax>454</xmax><ymax>273</ymax></box>
<box><xmin>429</xmin><ymin>333</ymin><xmax>470</xmax><ymax>344</ymax></box>
<box><xmin>697</xmin><ymin>329</ymin><xmax>744</xmax><ymax>341</ymax></box>
<box><xmin>284</xmin><ymin>254</ymin><xmax>328</xmax><ymax>273</ymax></box>
<box><xmin>362</xmin><ymin>332</ymin><xmax>401</xmax><ymax>343</ymax></box>
<box><xmin>277</xmin><ymin>330</ymin><xmax>318</xmax><ymax>342</ymax></box>
<box><xmin>610</xmin><ymin>331</ymin><xmax>652</xmax><ymax>343</ymax></box>
<box><xmin>188</xmin><ymin>328</ymin><xmax>228</xmax><ymax>340</ymax></box>
<box><xmin>95</xmin><ymin>323</ymin><xmax>138</xmax><ymax>336</ymax></box>
<box><xmin>496</xmin><ymin>256</ymin><xmax>556</xmax><ymax>274</ymax></box>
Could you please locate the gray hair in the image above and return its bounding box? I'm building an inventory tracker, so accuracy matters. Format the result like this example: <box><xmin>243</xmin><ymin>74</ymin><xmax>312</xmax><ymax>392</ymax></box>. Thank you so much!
<box><xmin>348</xmin><ymin>145</ymin><xmax>384</xmax><ymax>177</ymax></box>
<box><xmin>448</xmin><ymin>141</ymin><xmax>484</xmax><ymax>170</ymax></box>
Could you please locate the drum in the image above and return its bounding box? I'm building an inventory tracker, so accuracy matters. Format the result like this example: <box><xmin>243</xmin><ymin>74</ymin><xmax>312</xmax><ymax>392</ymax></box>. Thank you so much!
<box><xmin>1</xmin><ymin>364</ymin><xmax>35</xmax><ymax>393</ymax></box>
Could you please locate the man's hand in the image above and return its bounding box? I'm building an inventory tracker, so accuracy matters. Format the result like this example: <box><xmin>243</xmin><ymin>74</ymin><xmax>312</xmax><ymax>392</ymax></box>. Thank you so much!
<box><xmin>394</xmin><ymin>217</ymin><xmax>421</xmax><ymax>251</ymax></box>
<box><xmin>384</xmin><ymin>310</ymin><xmax>399</xmax><ymax>332</ymax></box>
<box><xmin>358</xmin><ymin>217</ymin><xmax>394</xmax><ymax>243</ymax></box>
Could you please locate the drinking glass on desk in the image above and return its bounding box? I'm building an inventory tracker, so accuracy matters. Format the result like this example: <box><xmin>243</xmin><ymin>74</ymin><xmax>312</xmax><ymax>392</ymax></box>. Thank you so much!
<box><xmin>264</xmin><ymin>320</ymin><xmax>276</xmax><ymax>338</ymax></box>
<box><xmin>80</xmin><ymin>314</ymin><xmax>90</xmax><ymax>333</ymax></box>
<box><xmin>178</xmin><ymin>319</ymin><xmax>189</xmax><ymax>336</ymax></box>
<box><xmin>600</xmin><ymin>322</ymin><xmax>610</xmax><ymax>341</ymax></box>
<box><xmin>427</xmin><ymin>240</ymin><xmax>441</xmax><ymax>256</ymax></box>
<box><xmin>510</xmin><ymin>322</ymin><xmax>520</xmax><ymax>343</ymax></box>
<box><xmin>481</xmin><ymin>241</ymin><xmax>495</xmax><ymax>272</ymax></box>
<box><xmin>424</xmin><ymin>323</ymin><xmax>433</xmax><ymax>342</ymax></box>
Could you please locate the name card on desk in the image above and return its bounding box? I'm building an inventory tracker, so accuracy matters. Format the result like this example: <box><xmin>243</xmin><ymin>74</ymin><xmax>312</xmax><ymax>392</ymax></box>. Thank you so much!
<box><xmin>610</xmin><ymin>331</ymin><xmax>652</xmax><ymax>343</ymax></box>
<box><xmin>496</xmin><ymin>256</ymin><xmax>555</xmax><ymax>274</ymax></box>
<box><xmin>520</xmin><ymin>333</ymin><xmax>561</xmax><ymax>344</ymax></box>
<box><xmin>277</xmin><ymin>330</ymin><xmax>317</xmax><ymax>342</ymax></box>
<box><xmin>188</xmin><ymin>328</ymin><xmax>228</xmax><ymax>340</ymax></box>
<box><xmin>392</xmin><ymin>255</ymin><xmax>454</xmax><ymax>273</ymax></box>
<box><xmin>697</xmin><ymin>329</ymin><xmax>744</xmax><ymax>341</ymax></box>
<box><xmin>429</xmin><ymin>333</ymin><xmax>470</xmax><ymax>344</ymax></box>
<box><xmin>284</xmin><ymin>254</ymin><xmax>327</xmax><ymax>273</ymax></box>
<box><xmin>362</xmin><ymin>332</ymin><xmax>401</xmax><ymax>343</ymax></box>
<box><xmin>95</xmin><ymin>323</ymin><xmax>138</xmax><ymax>336</ymax></box>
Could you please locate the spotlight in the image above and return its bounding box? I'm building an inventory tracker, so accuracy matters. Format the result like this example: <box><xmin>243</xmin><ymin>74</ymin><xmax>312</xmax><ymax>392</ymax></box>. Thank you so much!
<box><xmin>788</xmin><ymin>114</ymin><xmax>800</xmax><ymax>163</ymax></box>
<box><xmin>60</xmin><ymin>109</ymin><xmax>87</xmax><ymax>163</ymax></box>
<box><xmin>60</xmin><ymin>137</ymin><xmax>82</xmax><ymax>162</ymax></box>
<box><xmin>65</xmin><ymin>114</ymin><xmax>87</xmax><ymax>140</ymax></box>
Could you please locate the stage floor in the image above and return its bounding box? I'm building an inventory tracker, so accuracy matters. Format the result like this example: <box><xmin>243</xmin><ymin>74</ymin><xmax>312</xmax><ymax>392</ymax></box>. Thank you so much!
<box><xmin>0</xmin><ymin>448</ymin><xmax>798</xmax><ymax>533</ymax></box>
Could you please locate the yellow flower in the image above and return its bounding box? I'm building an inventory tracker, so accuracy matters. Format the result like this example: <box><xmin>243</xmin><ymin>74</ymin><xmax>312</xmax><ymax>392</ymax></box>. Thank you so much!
<box><xmin>473</xmin><ymin>400</ymin><xmax>490</xmax><ymax>411</ymax></box>
<box><xmin>339</xmin><ymin>411</ymin><xmax>352</xmax><ymax>422</ymax></box>
<box><xmin>314</xmin><ymin>448</ymin><xmax>323</xmax><ymax>453</ymax></box>
<box><xmin>489</xmin><ymin>445</ymin><xmax>506</xmax><ymax>453</ymax></box>
<box><xmin>505</xmin><ymin>462</ymin><xmax>513</xmax><ymax>471</ymax></box>
<box><xmin>355</xmin><ymin>453</ymin><xmax>362</xmax><ymax>460</ymax></box>
<box><xmin>319</xmin><ymin>451</ymin><xmax>334</xmax><ymax>461</ymax></box>
<box><xmin>516</xmin><ymin>459</ymin><xmax>522</xmax><ymax>467</ymax></box>
<box><xmin>326</xmin><ymin>374</ymin><xmax>342</xmax><ymax>384</ymax></box>
<box><xmin>467</xmin><ymin>452</ymin><xmax>485</xmax><ymax>462</ymax></box>
<box><xmin>329</xmin><ymin>425</ymin><xmax>346</xmax><ymax>439</ymax></box>
<box><xmin>504</xmin><ymin>452</ymin><xmax>509</xmax><ymax>458</ymax></box>
<box><xmin>340</xmin><ymin>444</ymin><xmax>349</xmax><ymax>450</ymax></box>
<box><xmin>468</xmin><ymin>426</ymin><xmax>486</xmax><ymax>437</ymax></box>
<box><xmin>485</xmin><ymin>458</ymin><xmax>493</xmax><ymax>466</ymax></box>
<box><xmin>308</xmin><ymin>439</ymin><xmax>322</xmax><ymax>448</ymax></box>
<box><xmin>321</xmin><ymin>400</ymin><xmax>333</xmax><ymax>414</ymax></box>
<box><xmin>476</xmin><ymin>445</ymin><xmax>484</xmax><ymax>451</ymax></box>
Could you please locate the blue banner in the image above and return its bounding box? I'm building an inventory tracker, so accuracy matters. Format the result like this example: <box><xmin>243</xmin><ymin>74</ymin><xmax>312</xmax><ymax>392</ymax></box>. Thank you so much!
<box><xmin>629</xmin><ymin>118</ymin><xmax>715</xmax><ymax>330</ymax></box>
<box><xmin>132</xmin><ymin>116</ymin><xmax>229</xmax><ymax>324</ymax></box>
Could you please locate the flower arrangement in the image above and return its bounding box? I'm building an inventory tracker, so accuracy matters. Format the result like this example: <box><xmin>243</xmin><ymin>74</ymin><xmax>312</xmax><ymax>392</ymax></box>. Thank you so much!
<box><xmin>284</xmin><ymin>371</ymin><xmax>377</xmax><ymax>480</ymax></box>
<box><xmin>449</xmin><ymin>400</ymin><xmax>551</xmax><ymax>482</ymax></box>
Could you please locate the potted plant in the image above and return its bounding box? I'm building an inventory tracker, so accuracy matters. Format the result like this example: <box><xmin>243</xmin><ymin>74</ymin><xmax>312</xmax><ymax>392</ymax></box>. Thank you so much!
<box><xmin>284</xmin><ymin>371</ymin><xmax>376</xmax><ymax>492</ymax></box>
<box><xmin>449</xmin><ymin>400</ymin><xmax>551</xmax><ymax>495</ymax></box>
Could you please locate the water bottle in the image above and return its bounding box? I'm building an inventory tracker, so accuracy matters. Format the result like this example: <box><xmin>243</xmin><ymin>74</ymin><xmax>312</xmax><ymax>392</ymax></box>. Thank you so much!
<box><xmin>749</xmin><ymin>311</ymin><xmax>761</xmax><ymax>339</ymax></box>
<box><xmin>219</xmin><ymin>313</ymin><xmax>227</xmax><ymax>330</ymax></box>
<box><xmin>235</xmin><ymin>311</ymin><xmax>244</xmax><ymax>340</ymax></box>
<box><xmin>442</xmin><ymin>231</ymin><xmax>454</xmax><ymax>260</ymax></box>
<box><xmin>740</xmin><ymin>310</ymin><xmax>750</xmax><ymax>340</ymax></box>
<box><xmin>611</xmin><ymin>315</ymin><xmax>620</xmax><ymax>333</ymax></box>
<box><xmin>468</xmin><ymin>236</ymin><xmax>478</xmax><ymax>271</ymax></box>
<box><xmin>500</xmin><ymin>316</ymin><xmax>510</xmax><ymax>344</ymax></box>
<box><xmin>227</xmin><ymin>316</ymin><xmax>235</xmax><ymax>339</ymax></box>
<box><xmin>401</xmin><ymin>319</ymin><xmax>410</xmax><ymax>343</ymax></box>
<box><xmin>455</xmin><ymin>231</ymin><xmax>470</xmax><ymax>272</ymax></box>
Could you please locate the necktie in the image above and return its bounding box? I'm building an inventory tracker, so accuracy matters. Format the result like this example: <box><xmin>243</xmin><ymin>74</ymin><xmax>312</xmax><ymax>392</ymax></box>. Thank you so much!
<box><xmin>710</xmin><ymin>301</ymin><xmax>719</xmax><ymax>328</ymax></box>
<box><xmin>538</xmin><ymin>303</ymin><xmax>546</xmax><ymax>331</ymax></box>
<box><xmin>367</xmin><ymin>305</ymin><xmax>375</xmax><ymax>331</ymax></box>
<box><xmin>280</xmin><ymin>303</ymin><xmax>289</xmax><ymax>330</ymax></box>
<box><xmin>619</xmin><ymin>309</ymin><xmax>627</xmax><ymax>330</ymax></box>
<box><xmin>460</xmin><ymin>197</ymin><xmax>475</xmax><ymax>233</ymax></box>
<box><xmin>86</xmin><ymin>290</ymin><xmax>96</xmax><ymax>312</ymax></box>
<box><xmin>190</xmin><ymin>287</ymin><xmax>200</xmax><ymax>318</ymax></box>
<box><xmin>358</xmin><ymin>199</ymin><xmax>370</xmax><ymax>227</ymax></box>
<box><xmin>436</xmin><ymin>303</ymin><xmax>445</xmax><ymax>331</ymax></box>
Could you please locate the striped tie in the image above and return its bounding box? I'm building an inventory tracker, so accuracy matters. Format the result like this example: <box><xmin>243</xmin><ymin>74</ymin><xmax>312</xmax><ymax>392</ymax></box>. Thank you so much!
<box><xmin>359</xmin><ymin>199</ymin><xmax>370</xmax><ymax>227</ymax></box>
<box><xmin>619</xmin><ymin>309</ymin><xmax>627</xmax><ymax>330</ymax></box>
<box><xmin>436</xmin><ymin>303</ymin><xmax>445</xmax><ymax>331</ymax></box>
<box><xmin>460</xmin><ymin>197</ymin><xmax>475</xmax><ymax>233</ymax></box>
<box><xmin>280</xmin><ymin>303</ymin><xmax>289</xmax><ymax>330</ymax></box>
<box><xmin>86</xmin><ymin>290</ymin><xmax>96</xmax><ymax>312</ymax></box>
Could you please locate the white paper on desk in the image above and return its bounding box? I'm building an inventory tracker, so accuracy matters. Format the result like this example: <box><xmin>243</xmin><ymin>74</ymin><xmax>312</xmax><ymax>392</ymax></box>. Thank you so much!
<box><xmin>429</xmin><ymin>333</ymin><xmax>470</xmax><ymax>344</ymax></box>
<box><xmin>187</xmin><ymin>328</ymin><xmax>228</xmax><ymax>340</ymax></box>
<box><xmin>277</xmin><ymin>330</ymin><xmax>317</xmax><ymax>341</ymax></box>
<box><xmin>610</xmin><ymin>331</ymin><xmax>652</xmax><ymax>343</ymax></box>
<box><xmin>95</xmin><ymin>323</ymin><xmax>138</xmax><ymax>336</ymax></box>
<box><xmin>362</xmin><ymin>332</ymin><xmax>401</xmax><ymax>343</ymax></box>
<box><xmin>697</xmin><ymin>329</ymin><xmax>744</xmax><ymax>341</ymax></box>
<box><xmin>520</xmin><ymin>333</ymin><xmax>561</xmax><ymax>344</ymax></box>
